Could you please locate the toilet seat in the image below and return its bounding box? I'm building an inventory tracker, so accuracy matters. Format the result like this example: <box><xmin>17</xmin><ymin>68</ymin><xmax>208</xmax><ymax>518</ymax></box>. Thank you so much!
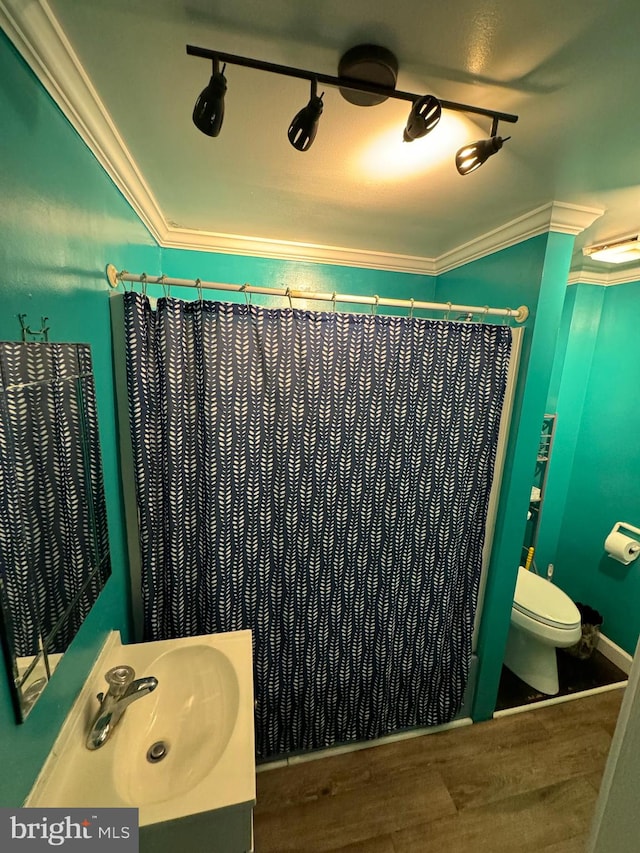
<box><xmin>513</xmin><ymin>566</ymin><xmax>581</xmax><ymax>630</ymax></box>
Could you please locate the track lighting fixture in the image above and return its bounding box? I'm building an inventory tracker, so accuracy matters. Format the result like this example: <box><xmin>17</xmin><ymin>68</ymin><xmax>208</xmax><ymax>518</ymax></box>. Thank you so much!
<box><xmin>455</xmin><ymin>117</ymin><xmax>511</xmax><ymax>175</ymax></box>
<box><xmin>403</xmin><ymin>95</ymin><xmax>442</xmax><ymax>142</ymax></box>
<box><xmin>187</xmin><ymin>44</ymin><xmax>518</xmax><ymax>174</ymax></box>
<box><xmin>288</xmin><ymin>79</ymin><xmax>324</xmax><ymax>151</ymax></box>
<box><xmin>192</xmin><ymin>58</ymin><xmax>227</xmax><ymax>137</ymax></box>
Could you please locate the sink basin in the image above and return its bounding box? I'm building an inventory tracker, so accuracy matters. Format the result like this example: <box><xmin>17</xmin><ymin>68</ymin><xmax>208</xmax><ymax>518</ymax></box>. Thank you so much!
<box><xmin>26</xmin><ymin>630</ymin><xmax>255</xmax><ymax>827</ymax></box>
<box><xmin>114</xmin><ymin>643</ymin><xmax>240</xmax><ymax>807</ymax></box>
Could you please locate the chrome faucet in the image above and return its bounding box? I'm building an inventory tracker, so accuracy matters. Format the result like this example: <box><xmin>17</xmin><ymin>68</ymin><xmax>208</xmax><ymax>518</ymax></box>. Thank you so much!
<box><xmin>86</xmin><ymin>665</ymin><xmax>158</xmax><ymax>750</ymax></box>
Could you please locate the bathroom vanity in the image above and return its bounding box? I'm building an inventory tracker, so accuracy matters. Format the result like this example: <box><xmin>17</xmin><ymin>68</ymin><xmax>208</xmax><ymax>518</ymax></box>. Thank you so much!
<box><xmin>25</xmin><ymin>630</ymin><xmax>256</xmax><ymax>853</ymax></box>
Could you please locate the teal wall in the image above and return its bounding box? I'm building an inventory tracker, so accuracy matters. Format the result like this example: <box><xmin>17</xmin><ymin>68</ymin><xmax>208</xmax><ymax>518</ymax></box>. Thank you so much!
<box><xmin>436</xmin><ymin>233</ymin><xmax>579</xmax><ymax>720</ymax></box>
<box><xmin>0</xmin><ymin>29</ymin><xmax>436</xmax><ymax>805</ymax></box>
<box><xmin>4</xmin><ymin>7</ymin><xmax>617</xmax><ymax>801</ymax></box>
<box><xmin>0</xmin><ymin>31</ymin><xmax>159</xmax><ymax>806</ymax></box>
<box><xmin>544</xmin><ymin>281</ymin><xmax>640</xmax><ymax>654</ymax></box>
<box><xmin>536</xmin><ymin>285</ymin><xmax>605</xmax><ymax>573</ymax></box>
<box><xmin>158</xmin><ymin>248</ymin><xmax>434</xmax><ymax>309</ymax></box>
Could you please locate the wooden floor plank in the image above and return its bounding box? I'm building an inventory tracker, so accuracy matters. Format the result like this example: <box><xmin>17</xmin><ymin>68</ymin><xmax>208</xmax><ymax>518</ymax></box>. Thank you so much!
<box><xmin>534</xmin><ymin>688</ymin><xmax>624</xmax><ymax>736</ymax></box>
<box><xmin>390</xmin><ymin>778</ymin><xmax>598</xmax><ymax>853</ymax></box>
<box><xmin>325</xmin><ymin>836</ymin><xmax>396</xmax><ymax>853</ymax></box>
<box><xmin>254</xmin><ymin>689</ymin><xmax>624</xmax><ymax>853</ymax></box>
<box><xmin>538</xmin><ymin>834</ymin><xmax>589</xmax><ymax>853</ymax></box>
<box><xmin>364</xmin><ymin>712</ymin><xmax>546</xmax><ymax>786</ymax></box>
<box><xmin>585</xmin><ymin>768</ymin><xmax>608</xmax><ymax>794</ymax></box>
<box><xmin>439</xmin><ymin>724</ymin><xmax>612</xmax><ymax>810</ymax></box>
<box><xmin>255</xmin><ymin>749</ymin><xmax>372</xmax><ymax>815</ymax></box>
<box><xmin>254</xmin><ymin>766</ymin><xmax>455</xmax><ymax>852</ymax></box>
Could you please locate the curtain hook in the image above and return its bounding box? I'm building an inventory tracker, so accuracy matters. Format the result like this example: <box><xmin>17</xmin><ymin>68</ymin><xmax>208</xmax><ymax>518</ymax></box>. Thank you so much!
<box><xmin>285</xmin><ymin>287</ymin><xmax>293</xmax><ymax>310</ymax></box>
<box><xmin>240</xmin><ymin>283</ymin><xmax>252</xmax><ymax>306</ymax></box>
<box><xmin>445</xmin><ymin>301</ymin><xmax>452</xmax><ymax>321</ymax></box>
<box><xmin>504</xmin><ymin>307</ymin><xmax>512</xmax><ymax>325</ymax></box>
<box><xmin>158</xmin><ymin>274</ymin><xmax>168</xmax><ymax>298</ymax></box>
<box><xmin>482</xmin><ymin>305</ymin><xmax>489</xmax><ymax>324</ymax></box>
<box><xmin>371</xmin><ymin>294</ymin><xmax>379</xmax><ymax>316</ymax></box>
<box><xmin>332</xmin><ymin>291</ymin><xmax>337</xmax><ymax>313</ymax></box>
<box><xmin>140</xmin><ymin>272</ymin><xmax>148</xmax><ymax>297</ymax></box>
<box><xmin>195</xmin><ymin>278</ymin><xmax>203</xmax><ymax>302</ymax></box>
<box><xmin>409</xmin><ymin>297</ymin><xmax>415</xmax><ymax>320</ymax></box>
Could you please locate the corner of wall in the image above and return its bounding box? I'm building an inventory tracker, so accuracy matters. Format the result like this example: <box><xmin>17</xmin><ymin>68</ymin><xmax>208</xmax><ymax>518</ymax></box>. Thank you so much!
<box><xmin>535</xmin><ymin>284</ymin><xmax>605</xmax><ymax>570</ymax></box>
<box><xmin>472</xmin><ymin>231</ymin><xmax>578</xmax><ymax>721</ymax></box>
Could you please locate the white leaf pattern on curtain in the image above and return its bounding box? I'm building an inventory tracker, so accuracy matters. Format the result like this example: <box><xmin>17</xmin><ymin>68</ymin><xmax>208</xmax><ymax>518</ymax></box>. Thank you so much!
<box><xmin>124</xmin><ymin>291</ymin><xmax>512</xmax><ymax>757</ymax></box>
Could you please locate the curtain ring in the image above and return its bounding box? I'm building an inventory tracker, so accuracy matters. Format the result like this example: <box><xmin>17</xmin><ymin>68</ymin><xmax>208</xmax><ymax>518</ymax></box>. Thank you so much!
<box><xmin>195</xmin><ymin>278</ymin><xmax>203</xmax><ymax>302</ymax></box>
<box><xmin>285</xmin><ymin>287</ymin><xmax>293</xmax><ymax>310</ymax></box>
<box><xmin>158</xmin><ymin>274</ymin><xmax>168</xmax><ymax>298</ymax></box>
<box><xmin>408</xmin><ymin>297</ymin><xmax>415</xmax><ymax>320</ymax></box>
<box><xmin>371</xmin><ymin>294</ymin><xmax>379</xmax><ymax>316</ymax></box>
<box><xmin>332</xmin><ymin>291</ymin><xmax>337</xmax><ymax>313</ymax></box>
<box><xmin>482</xmin><ymin>305</ymin><xmax>489</xmax><ymax>323</ymax></box>
<box><xmin>139</xmin><ymin>272</ymin><xmax>148</xmax><ymax>297</ymax></box>
<box><xmin>504</xmin><ymin>307</ymin><xmax>512</xmax><ymax>325</ymax></box>
<box><xmin>445</xmin><ymin>301</ymin><xmax>452</xmax><ymax>321</ymax></box>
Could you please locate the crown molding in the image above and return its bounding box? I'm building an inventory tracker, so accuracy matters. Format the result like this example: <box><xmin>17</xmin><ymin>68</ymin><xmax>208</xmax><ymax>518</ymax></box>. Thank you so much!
<box><xmin>436</xmin><ymin>202</ymin><xmax>604</xmax><ymax>274</ymax></box>
<box><xmin>0</xmin><ymin>0</ymin><xmax>167</xmax><ymax>242</ymax></box>
<box><xmin>159</xmin><ymin>225</ymin><xmax>439</xmax><ymax>274</ymax></box>
<box><xmin>0</xmin><ymin>0</ymin><xmax>437</xmax><ymax>275</ymax></box>
<box><xmin>568</xmin><ymin>265</ymin><xmax>640</xmax><ymax>287</ymax></box>
<box><xmin>0</xmin><ymin>0</ymin><xmax>605</xmax><ymax>277</ymax></box>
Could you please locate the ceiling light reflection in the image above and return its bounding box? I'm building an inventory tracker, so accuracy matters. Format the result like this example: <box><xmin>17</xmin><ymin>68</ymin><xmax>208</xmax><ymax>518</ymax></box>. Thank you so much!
<box><xmin>356</xmin><ymin>113</ymin><xmax>470</xmax><ymax>181</ymax></box>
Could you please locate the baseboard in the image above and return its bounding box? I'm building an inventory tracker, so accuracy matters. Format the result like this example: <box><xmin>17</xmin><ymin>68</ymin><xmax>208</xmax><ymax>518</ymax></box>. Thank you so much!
<box><xmin>257</xmin><ymin>717</ymin><xmax>473</xmax><ymax>772</ymax></box>
<box><xmin>258</xmin><ymin>638</ymin><xmax>632</xmax><ymax>769</ymax></box>
<box><xmin>493</xmin><ymin>682</ymin><xmax>627</xmax><ymax>718</ymax></box>
<box><xmin>597</xmin><ymin>632</ymin><xmax>633</xmax><ymax>676</ymax></box>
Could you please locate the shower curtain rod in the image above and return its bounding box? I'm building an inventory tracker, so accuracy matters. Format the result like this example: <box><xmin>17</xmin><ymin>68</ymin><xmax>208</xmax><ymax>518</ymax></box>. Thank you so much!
<box><xmin>106</xmin><ymin>264</ymin><xmax>529</xmax><ymax>323</ymax></box>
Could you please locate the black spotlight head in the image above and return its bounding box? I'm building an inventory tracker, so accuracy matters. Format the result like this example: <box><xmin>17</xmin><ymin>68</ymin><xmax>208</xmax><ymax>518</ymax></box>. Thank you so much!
<box><xmin>455</xmin><ymin>135</ymin><xmax>510</xmax><ymax>175</ymax></box>
<box><xmin>403</xmin><ymin>95</ymin><xmax>442</xmax><ymax>142</ymax></box>
<box><xmin>192</xmin><ymin>62</ymin><xmax>227</xmax><ymax>137</ymax></box>
<box><xmin>288</xmin><ymin>81</ymin><xmax>324</xmax><ymax>152</ymax></box>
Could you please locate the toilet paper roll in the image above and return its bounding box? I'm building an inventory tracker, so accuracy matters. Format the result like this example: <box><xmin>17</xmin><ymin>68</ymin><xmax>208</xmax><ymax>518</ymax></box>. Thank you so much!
<box><xmin>605</xmin><ymin>531</ymin><xmax>640</xmax><ymax>564</ymax></box>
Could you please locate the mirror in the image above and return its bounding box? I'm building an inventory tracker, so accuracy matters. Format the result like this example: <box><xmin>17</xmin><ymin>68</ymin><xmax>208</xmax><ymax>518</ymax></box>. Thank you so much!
<box><xmin>521</xmin><ymin>413</ymin><xmax>556</xmax><ymax>565</ymax></box>
<box><xmin>0</xmin><ymin>342</ymin><xmax>111</xmax><ymax>721</ymax></box>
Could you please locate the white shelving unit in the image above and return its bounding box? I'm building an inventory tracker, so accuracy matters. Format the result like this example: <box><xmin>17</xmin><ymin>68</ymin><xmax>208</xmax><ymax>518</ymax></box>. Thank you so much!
<box><xmin>524</xmin><ymin>413</ymin><xmax>557</xmax><ymax>555</ymax></box>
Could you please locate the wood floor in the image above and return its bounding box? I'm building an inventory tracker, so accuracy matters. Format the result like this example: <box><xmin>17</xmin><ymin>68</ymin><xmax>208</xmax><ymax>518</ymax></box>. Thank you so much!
<box><xmin>253</xmin><ymin>688</ymin><xmax>624</xmax><ymax>853</ymax></box>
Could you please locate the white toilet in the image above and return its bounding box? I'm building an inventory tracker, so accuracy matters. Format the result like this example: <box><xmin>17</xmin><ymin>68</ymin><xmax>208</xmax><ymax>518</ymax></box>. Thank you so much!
<box><xmin>504</xmin><ymin>566</ymin><xmax>582</xmax><ymax>695</ymax></box>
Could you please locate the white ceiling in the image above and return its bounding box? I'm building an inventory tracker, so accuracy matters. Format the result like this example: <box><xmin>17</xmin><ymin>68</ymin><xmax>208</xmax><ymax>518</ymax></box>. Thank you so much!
<box><xmin>9</xmin><ymin>0</ymin><xmax>640</xmax><ymax>273</ymax></box>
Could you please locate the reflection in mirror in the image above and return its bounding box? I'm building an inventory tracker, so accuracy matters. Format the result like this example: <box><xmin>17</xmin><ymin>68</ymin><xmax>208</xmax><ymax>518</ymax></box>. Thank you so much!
<box><xmin>521</xmin><ymin>413</ymin><xmax>556</xmax><ymax>567</ymax></box>
<box><xmin>0</xmin><ymin>342</ymin><xmax>111</xmax><ymax>721</ymax></box>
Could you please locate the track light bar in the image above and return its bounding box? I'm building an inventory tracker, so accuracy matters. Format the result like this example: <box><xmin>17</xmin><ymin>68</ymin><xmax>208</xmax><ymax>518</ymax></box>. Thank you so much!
<box><xmin>187</xmin><ymin>44</ymin><xmax>518</xmax><ymax>173</ymax></box>
<box><xmin>187</xmin><ymin>44</ymin><xmax>518</xmax><ymax>125</ymax></box>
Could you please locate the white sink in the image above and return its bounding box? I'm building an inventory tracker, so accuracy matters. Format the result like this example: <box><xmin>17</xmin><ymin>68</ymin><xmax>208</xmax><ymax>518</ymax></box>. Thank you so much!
<box><xmin>26</xmin><ymin>630</ymin><xmax>255</xmax><ymax>827</ymax></box>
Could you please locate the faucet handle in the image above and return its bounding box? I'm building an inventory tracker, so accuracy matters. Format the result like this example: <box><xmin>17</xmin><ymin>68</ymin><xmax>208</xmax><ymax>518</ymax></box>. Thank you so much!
<box><xmin>104</xmin><ymin>665</ymin><xmax>135</xmax><ymax>698</ymax></box>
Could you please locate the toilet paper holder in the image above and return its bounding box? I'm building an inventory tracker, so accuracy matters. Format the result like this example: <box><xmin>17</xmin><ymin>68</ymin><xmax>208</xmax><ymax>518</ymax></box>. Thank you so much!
<box><xmin>605</xmin><ymin>521</ymin><xmax>640</xmax><ymax>565</ymax></box>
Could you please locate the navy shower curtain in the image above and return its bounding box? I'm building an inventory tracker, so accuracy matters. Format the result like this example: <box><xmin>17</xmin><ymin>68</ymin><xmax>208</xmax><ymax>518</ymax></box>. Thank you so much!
<box><xmin>124</xmin><ymin>290</ymin><xmax>512</xmax><ymax>757</ymax></box>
